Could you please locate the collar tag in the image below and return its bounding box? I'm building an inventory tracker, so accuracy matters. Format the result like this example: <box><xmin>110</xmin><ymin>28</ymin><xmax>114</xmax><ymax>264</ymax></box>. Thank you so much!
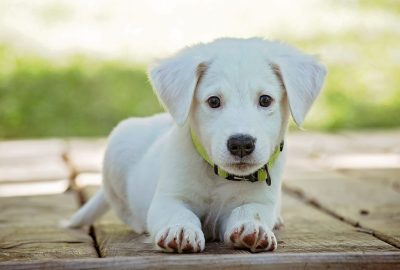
<box><xmin>264</xmin><ymin>165</ymin><xmax>272</xmax><ymax>186</ymax></box>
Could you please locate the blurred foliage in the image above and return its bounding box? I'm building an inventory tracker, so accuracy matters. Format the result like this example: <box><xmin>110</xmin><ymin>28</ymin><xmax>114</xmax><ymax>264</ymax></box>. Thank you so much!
<box><xmin>294</xmin><ymin>30</ymin><xmax>400</xmax><ymax>131</ymax></box>
<box><xmin>1</xmin><ymin>4</ymin><xmax>400</xmax><ymax>138</ymax></box>
<box><xmin>0</xmin><ymin>47</ymin><xmax>163</xmax><ymax>138</ymax></box>
<box><xmin>358</xmin><ymin>0</ymin><xmax>400</xmax><ymax>15</ymax></box>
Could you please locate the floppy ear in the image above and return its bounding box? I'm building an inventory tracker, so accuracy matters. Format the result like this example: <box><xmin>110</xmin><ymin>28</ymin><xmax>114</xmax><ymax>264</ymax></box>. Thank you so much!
<box><xmin>148</xmin><ymin>52</ymin><xmax>207</xmax><ymax>126</ymax></box>
<box><xmin>271</xmin><ymin>53</ymin><xmax>326</xmax><ymax>126</ymax></box>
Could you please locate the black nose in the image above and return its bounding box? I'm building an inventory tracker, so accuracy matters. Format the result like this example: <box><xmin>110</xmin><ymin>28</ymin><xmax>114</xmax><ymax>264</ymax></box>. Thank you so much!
<box><xmin>227</xmin><ymin>134</ymin><xmax>256</xmax><ymax>158</ymax></box>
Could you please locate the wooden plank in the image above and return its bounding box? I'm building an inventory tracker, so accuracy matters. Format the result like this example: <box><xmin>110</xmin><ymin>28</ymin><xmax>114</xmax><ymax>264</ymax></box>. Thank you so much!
<box><xmin>287</xmin><ymin>130</ymin><xmax>400</xmax><ymax>156</ymax></box>
<box><xmin>75</xmin><ymin>173</ymin><xmax>102</xmax><ymax>187</ymax></box>
<box><xmin>277</xmin><ymin>193</ymin><xmax>398</xmax><ymax>253</ymax></box>
<box><xmin>67</xmin><ymin>139</ymin><xmax>106</xmax><ymax>173</ymax></box>
<box><xmin>342</xmin><ymin>129</ymin><xmax>400</xmax><ymax>154</ymax></box>
<box><xmin>83</xmin><ymin>186</ymin><xmax>264</xmax><ymax>256</ymax></box>
<box><xmin>1</xmin><ymin>252</ymin><xmax>400</xmax><ymax>270</ymax></box>
<box><xmin>0</xmin><ymin>139</ymin><xmax>66</xmax><ymax>161</ymax></box>
<box><xmin>284</xmin><ymin>170</ymin><xmax>400</xmax><ymax>248</ymax></box>
<box><xmin>338</xmin><ymin>168</ymin><xmax>400</xmax><ymax>194</ymax></box>
<box><xmin>81</xmin><ymin>185</ymin><xmax>179</xmax><ymax>256</ymax></box>
<box><xmin>0</xmin><ymin>139</ymin><xmax>69</xmax><ymax>182</ymax></box>
<box><xmin>0</xmin><ymin>139</ymin><xmax>71</xmax><ymax>197</ymax></box>
<box><xmin>287</xmin><ymin>131</ymin><xmax>400</xmax><ymax>174</ymax></box>
<box><xmin>0</xmin><ymin>156</ymin><xmax>69</xmax><ymax>183</ymax></box>
<box><xmin>0</xmin><ymin>132</ymin><xmax>397</xmax><ymax>268</ymax></box>
<box><xmin>286</xmin><ymin>131</ymin><xmax>400</xmax><ymax>172</ymax></box>
<box><xmin>284</xmin><ymin>131</ymin><xmax>400</xmax><ymax>248</ymax></box>
<box><xmin>81</xmin><ymin>184</ymin><xmax>397</xmax><ymax>258</ymax></box>
<box><xmin>0</xmin><ymin>192</ymin><xmax>98</xmax><ymax>261</ymax></box>
<box><xmin>0</xmin><ymin>179</ymin><xmax>69</xmax><ymax>197</ymax></box>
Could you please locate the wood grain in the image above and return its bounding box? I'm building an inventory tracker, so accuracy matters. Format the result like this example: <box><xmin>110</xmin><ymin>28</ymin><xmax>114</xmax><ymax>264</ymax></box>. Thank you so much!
<box><xmin>0</xmin><ymin>179</ymin><xmax>69</xmax><ymax>197</ymax></box>
<box><xmin>83</xmin><ymin>186</ymin><xmax>258</xmax><ymax>256</ymax></box>
<box><xmin>0</xmin><ymin>192</ymin><xmax>98</xmax><ymax>261</ymax></box>
<box><xmin>0</xmin><ymin>140</ymin><xmax>69</xmax><ymax>183</ymax></box>
<box><xmin>284</xmin><ymin>131</ymin><xmax>400</xmax><ymax>248</ymax></box>
<box><xmin>284</xmin><ymin>171</ymin><xmax>400</xmax><ymax>248</ymax></box>
<box><xmin>0</xmin><ymin>139</ymin><xmax>70</xmax><ymax>197</ymax></box>
<box><xmin>1</xmin><ymin>252</ymin><xmax>399</xmax><ymax>270</ymax></box>
<box><xmin>66</xmin><ymin>139</ymin><xmax>106</xmax><ymax>173</ymax></box>
<box><xmin>342</xmin><ymin>129</ymin><xmax>400</xmax><ymax>154</ymax></box>
<box><xmin>75</xmin><ymin>173</ymin><xmax>102</xmax><ymax>187</ymax></box>
<box><xmin>0</xmin><ymin>131</ymin><xmax>399</xmax><ymax>268</ymax></box>
<box><xmin>0</xmin><ymin>156</ymin><xmax>69</xmax><ymax>183</ymax></box>
<box><xmin>82</xmin><ymin>185</ymin><xmax>398</xmax><ymax>258</ymax></box>
<box><xmin>278</xmin><ymin>193</ymin><xmax>398</xmax><ymax>252</ymax></box>
<box><xmin>0</xmin><ymin>139</ymin><xmax>66</xmax><ymax>161</ymax></box>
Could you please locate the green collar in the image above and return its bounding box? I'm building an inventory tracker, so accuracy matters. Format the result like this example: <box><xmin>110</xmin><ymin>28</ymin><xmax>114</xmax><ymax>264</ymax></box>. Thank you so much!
<box><xmin>190</xmin><ymin>129</ymin><xmax>283</xmax><ymax>186</ymax></box>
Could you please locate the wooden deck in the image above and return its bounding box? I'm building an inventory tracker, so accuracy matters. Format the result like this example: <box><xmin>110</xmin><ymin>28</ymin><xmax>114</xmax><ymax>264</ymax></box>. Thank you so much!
<box><xmin>0</xmin><ymin>130</ymin><xmax>399</xmax><ymax>269</ymax></box>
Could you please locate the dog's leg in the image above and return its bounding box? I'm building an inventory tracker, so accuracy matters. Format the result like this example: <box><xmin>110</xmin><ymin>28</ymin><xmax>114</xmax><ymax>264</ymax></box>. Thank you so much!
<box><xmin>147</xmin><ymin>197</ymin><xmax>205</xmax><ymax>253</ymax></box>
<box><xmin>223</xmin><ymin>203</ymin><xmax>278</xmax><ymax>252</ymax></box>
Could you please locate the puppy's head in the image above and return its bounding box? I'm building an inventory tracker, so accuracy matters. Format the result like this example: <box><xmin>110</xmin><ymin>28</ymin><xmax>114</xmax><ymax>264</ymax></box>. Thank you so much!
<box><xmin>149</xmin><ymin>38</ymin><xmax>326</xmax><ymax>176</ymax></box>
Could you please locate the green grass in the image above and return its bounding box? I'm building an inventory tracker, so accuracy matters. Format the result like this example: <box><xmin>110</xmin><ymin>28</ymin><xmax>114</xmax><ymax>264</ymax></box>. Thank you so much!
<box><xmin>294</xmin><ymin>30</ymin><xmax>400</xmax><ymax>131</ymax></box>
<box><xmin>358</xmin><ymin>0</ymin><xmax>400</xmax><ymax>15</ymax></box>
<box><xmin>0</xmin><ymin>47</ymin><xmax>163</xmax><ymax>138</ymax></box>
<box><xmin>1</xmin><ymin>26</ymin><xmax>400</xmax><ymax>138</ymax></box>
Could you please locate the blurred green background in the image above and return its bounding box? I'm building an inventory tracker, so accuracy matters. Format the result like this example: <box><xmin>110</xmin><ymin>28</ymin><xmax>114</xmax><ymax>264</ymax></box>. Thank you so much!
<box><xmin>0</xmin><ymin>0</ymin><xmax>399</xmax><ymax>138</ymax></box>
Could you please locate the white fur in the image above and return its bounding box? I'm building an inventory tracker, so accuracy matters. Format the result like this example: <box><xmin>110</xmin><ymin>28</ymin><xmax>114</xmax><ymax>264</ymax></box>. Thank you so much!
<box><xmin>68</xmin><ymin>38</ymin><xmax>326</xmax><ymax>253</ymax></box>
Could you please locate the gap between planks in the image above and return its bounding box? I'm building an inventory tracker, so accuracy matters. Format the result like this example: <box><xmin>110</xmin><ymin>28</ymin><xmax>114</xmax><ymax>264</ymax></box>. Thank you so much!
<box><xmin>62</xmin><ymin>142</ymin><xmax>102</xmax><ymax>258</ymax></box>
<box><xmin>61</xmin><ymin>141</ymin><xmax>78</xmax><ymax>190</ymax></box>
<box><xmin>63</xmin><ymin>134</ymin><xmax>400</xmax><ymax>261</ymax></box>
<box><xmin>283</xmin><ymin>184</ymin><xmax>400</xmax><ymax>250</ymax></box>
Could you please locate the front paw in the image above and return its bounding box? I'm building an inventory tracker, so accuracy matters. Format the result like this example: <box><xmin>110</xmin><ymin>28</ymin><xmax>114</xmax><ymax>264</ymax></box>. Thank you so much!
<box><xmin>225</xmin><ymin>221</ymin><xmax>277</xmax><ymax>252</ymax></box>
<box><xmin>155</xmin><ymin>224</ymin><xmax>205</xmax><ymax>253</ymax></box>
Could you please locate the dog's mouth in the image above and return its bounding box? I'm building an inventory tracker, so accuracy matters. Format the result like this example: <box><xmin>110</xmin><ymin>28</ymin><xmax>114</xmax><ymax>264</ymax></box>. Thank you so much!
<box><xmin>231</xmin><ymin>162</ymin><xmax>256</xmax><ymax>169</ymax></box>
<box><xmin>212</xmin><ymin>151</ymin><xmax>266</xmax><ymax>176</ymax></box>
<box><xmin>223</xmin><ymin>161</ymin><xmax>260</xmax><ymax>175</ymax></box>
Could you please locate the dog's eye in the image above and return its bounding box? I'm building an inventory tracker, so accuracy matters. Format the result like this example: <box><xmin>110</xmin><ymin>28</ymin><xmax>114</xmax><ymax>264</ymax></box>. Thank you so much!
<box><xmin>259</xmin><ymin>95</ymin><xmax>273</xmax><ymax>107</ymax></box>
<box><xmin>207</xmin><ymin>96</ymin><xmax>221</xmax><ymax>108</ymax></box>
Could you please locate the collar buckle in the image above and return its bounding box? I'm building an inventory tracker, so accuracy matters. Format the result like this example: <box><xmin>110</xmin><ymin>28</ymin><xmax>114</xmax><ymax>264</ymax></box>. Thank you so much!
<box><xmin>226</xmin><ymin>173</ymin><xmax>258</xmax><ymax>182</ymax></box>
<box><xmin>226</xmin><ymin>175</ymin><xmax>246</xmax><ymax>181</ymax></box>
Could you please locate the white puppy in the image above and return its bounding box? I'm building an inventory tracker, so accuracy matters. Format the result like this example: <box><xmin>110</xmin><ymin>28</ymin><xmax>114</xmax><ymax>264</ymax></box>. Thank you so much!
<box><xmin>68</xmin><ymin>38</ymin><xmax>326</xmax><ymax>253</ymax></box>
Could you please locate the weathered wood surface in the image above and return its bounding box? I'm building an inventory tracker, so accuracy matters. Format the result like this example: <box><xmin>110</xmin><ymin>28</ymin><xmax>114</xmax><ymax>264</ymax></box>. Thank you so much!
<box><xmin>75</xmin><ymin>173</ymin><xmax>102</xmax><ymax>187</ymax></box>
<box><xmin>0</xmin><ymin>140</ymin><xmax>70</xmax><ymax>197</ymax></box>
<box><xmin>0</xmin><ymin>139</ymin><xmax>69</xmax><ymax>182</ymax></box>
<box><xmin>0</xmin><ymin>193</ymin><xmax>98</xmax><ymax>261</ymax></box>
<box><xmin>81</xmin><ymin>185</ymin><xmax>398</xmax><ymax>256</ymax></box>
<box><xmin>284</xmin><ymin>171</ymin><xmax>400</xmax><ymax>248</ymax></box>
<box><xmin>66</xmin><ymin>139</ymin><xmax>106</xmax><ymax>173</ymax></box>
<box><xmin>83</xmin><ymin>185</ymin><xmax>252</xmax><ymax>256</ymax></box>
<box><xmin>0</xmin><ymin>130</ymin><xmax>399</xmax><ymax>269</ymax></box>
<box><xmin>1</xmin><ymin>252</ymin><xmax>399</xmax><ymax>270</ymax></box>
<box><xmin>284</xmin><ymin>131</ymin><xmax>400</xmax><ymax>248</ymax></box>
